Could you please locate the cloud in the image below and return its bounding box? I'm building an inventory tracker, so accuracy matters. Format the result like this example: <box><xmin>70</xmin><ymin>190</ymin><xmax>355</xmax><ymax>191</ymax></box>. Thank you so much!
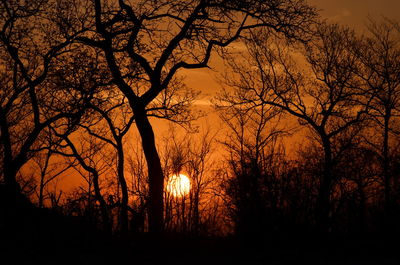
<box><xmin>330</xmin><ymin>8</ymin><xmax>352</xmax><ymax>21</ymax></box>
<box><xmin>191</xmin><ymin>99</ymin><xmax>211</xmax><ymax>107</ymax></box>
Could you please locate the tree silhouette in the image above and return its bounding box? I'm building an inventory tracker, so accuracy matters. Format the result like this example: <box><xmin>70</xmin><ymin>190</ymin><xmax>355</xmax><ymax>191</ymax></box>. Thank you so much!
<box><xmin>76</xmin><ymin>0</ymin><xmax>317</xmax><ymax>234</ymax></box>
<box><xmin>356</xmin><ymin>18</ymin><xmax>400</xmax><ymax>221</ymax></box>
<box><xmin>0</xmin><ymin>0</ymin><xmax>91</xmax><ymax>207</ymax></box>
<box><xmin>2</xmin><ymin>1</ymin><xmax>400</xmax><ymax>263</ymax></box>
<box><xmin>215</xmin><ymin>69</ymin><xmax>288</xmax><ymax>239</ymax></box>
<box><xmin>30</xmin><ymin>131</ymin><xmax>74</xmax><ymax>209</ymax></box>
<box><xmin>60</xmin><ymin>133</ymin><xmax>112</xmax><ymax>233</ymax></box>
<box><xmin>221</xmin><ymin>23</ymin><xmax>371</xmax><ymax>233</ymax></box>
<box><xmin>161</xmin><ymin>126</ymin><xmax>218</xmax><ymax>235</ymax></box>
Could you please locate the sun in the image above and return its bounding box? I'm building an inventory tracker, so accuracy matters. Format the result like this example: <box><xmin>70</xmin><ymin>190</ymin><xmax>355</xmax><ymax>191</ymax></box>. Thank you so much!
<box><xmin>166</xmin><ymin>174</ymin><xmax>191</xmax><ymax>197</ymax></box>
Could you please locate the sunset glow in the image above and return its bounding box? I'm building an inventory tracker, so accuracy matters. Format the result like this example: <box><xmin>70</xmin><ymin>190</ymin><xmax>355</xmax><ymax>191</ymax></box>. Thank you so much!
<box><xmin>166</xmin><ymin>174</ymin><xmax>191</xmax><ymax>197</ymax></box>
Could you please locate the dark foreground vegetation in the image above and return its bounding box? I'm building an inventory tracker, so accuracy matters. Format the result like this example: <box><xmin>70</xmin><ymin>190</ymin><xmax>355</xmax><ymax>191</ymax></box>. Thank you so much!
<box><xmin>1</xmin><ymin>0</ymin><xmax>400</xmax><ymax>264</ymax></box>
<box><xmin>1</xmin><ymin>204</ymin><xmax>399</xmax><ymax>265</ymax></box>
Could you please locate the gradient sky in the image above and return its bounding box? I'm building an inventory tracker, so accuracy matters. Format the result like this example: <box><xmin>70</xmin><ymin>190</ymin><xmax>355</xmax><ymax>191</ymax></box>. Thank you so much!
<box><xmin>50</xmin><ymin>0</ymin><xmax>400</xmax><ymax>194</ymax></box>
<box><xmin>173</xmin><ymin>0</ymin><xmax>400</xmax><ymax>159</ymax></box>
<box><xmin>310</xmin><ymin>0</ymin><xmax>400</xmax><ymax>29</ymax></box>
<box><xmin>183</xmin><ymin>0</ymin><xmax>400</xmax><ymax>105</ymax></box>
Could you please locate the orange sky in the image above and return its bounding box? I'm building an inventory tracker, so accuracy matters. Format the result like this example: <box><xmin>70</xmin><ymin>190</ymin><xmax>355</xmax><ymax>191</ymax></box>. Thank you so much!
<box><xmin>155</xmin><ymin>0</ymin><xmax>400</xmax><ymax>164</ymax></box>
<box><xmin>176</xmin><ymin>0</ymin><xmax>400</xmax><ymax>116</ymax></box>
<box><xmin>184</xmin><ymin>0</ymin><xmax>400</xmax><ymax>97</ymax></box>
<box><xmin>310</xmin><ymin>0</ymin><xmax>400</xmax><ymax>30</ymax></box>
<box><xmin>156</xmin><ymin>0</ymin><xmax>400</xmax><ymax>170</ymax></box>
<box><xmin>27</xmin><ymin>0</ymin><xmax>400</xmax><ymax>202</ymax></box>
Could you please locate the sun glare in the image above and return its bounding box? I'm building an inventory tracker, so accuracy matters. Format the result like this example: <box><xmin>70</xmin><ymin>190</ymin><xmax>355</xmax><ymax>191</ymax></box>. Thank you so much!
<box><xmin>166</xmin><ymin>174</ymin><xmax>191</xmax><ymax>197</ymax></box>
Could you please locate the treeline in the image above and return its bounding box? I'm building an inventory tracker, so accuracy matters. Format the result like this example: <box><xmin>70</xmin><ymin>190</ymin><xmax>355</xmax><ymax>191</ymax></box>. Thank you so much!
<box><xmin>217</xmin><ymin>19</ymin><xmax>400</xmax><ymax>240</ymax></box>
<box><xmin>0</xmin><ymin>0</ymin><xmax>399</xmax><ymax>242</ymax></box>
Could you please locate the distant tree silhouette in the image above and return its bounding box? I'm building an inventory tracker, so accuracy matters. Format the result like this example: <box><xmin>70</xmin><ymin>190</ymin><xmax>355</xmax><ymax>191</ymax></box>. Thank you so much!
<box><xmin>54</xmin><ymin>132</ymin><xmax>112</xmax><ymax>233</ymax></box>
<box><xmin>334</xmin><ymin>144</ymin><xmax>380</xmax><ymax>234</ymax></box>
<box><xmin>356</xmin><ymin>18</ymin><xmax>400</xmax><ymax>221</ymax></box>
<box><xmin>161</xmin><ymin>126</ymin><xmax>218</xmax><ymax>235</ymax></box>
<box><xmin>215</xmin><ymin>78</ymin><xmax>293</xmax><ymax>240</ymax></box>
<box><xmin>126</xmin><ymin>140</ymin><xmax>148</xmax><ymax>233</ymax></box>
<box><xmin>30</xmin><ymin>131</ymin><xmax>74</xmax><ymax>208</ymax></box>
<box><xmin>221</xmin><ymin>23</ymin><xmax>371</xmax><ymax>233</ymax></box>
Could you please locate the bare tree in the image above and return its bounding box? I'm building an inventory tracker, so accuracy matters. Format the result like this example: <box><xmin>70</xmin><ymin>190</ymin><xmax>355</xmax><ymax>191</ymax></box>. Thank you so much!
<box><xmin>221</xmin><ymin>24</ymin><xmax>370</xmax><ymax>233</ymax></box>
<box><xmin>75</xmin><ymin>96</ymin><xmax>134</xmax><ymax>234</ymax></box>
<box><xmin>42</xmin><ymin>45</ymin><xmax>115</xmax><ymax>232</ymax></box>
<box><xmin>30</xmin><ymin>144</ymin><xmax>73</xmax><ymax>208</ymax></box>
<box><xmin>215</xmin><ymin>83</ymin><xmax>291</xmax><ymax>239</ymax></box>
<box><xmin>75</xmin><ymin>0</ymin><xmax>317</xmax><ymax>234</ymax></box>
<box><xmin>126</xmin><ymin>140</ymin><xmax>148</xmax><ymax>233</ymax></box>
<box><xmin>161</xmin><ymin>126</ymin><xmax>219</xmax><ymax>235</ymax></box>
<box><xmin>356</xmin><ymin>18</ymin><xmax>400</xmax><ymax>218</ymax></box>
<box><xmin>334</xmin><ymin>144</ymin><xmax>381</xmax><ymax>233</ymax></box>
<box><xmin>80</xmin><ymin>74</ymin><xmax>198</xmax><ymax>234</ymax></box>
<box><xmin>0</xmin><ymin>0</ymin><xmax>90</xmax><ymax>203</ymax></box>
<box><xmin>53</xmin><ymin>131</ymin><xmax>112</xmax><ymax>233</ymax></box>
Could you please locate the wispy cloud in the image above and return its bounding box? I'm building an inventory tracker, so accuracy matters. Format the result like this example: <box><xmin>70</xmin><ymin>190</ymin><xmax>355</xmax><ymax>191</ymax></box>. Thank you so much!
<box><xmin>330</xmin><ymin>8</ymin><xmax>352</xmax><ymax>21</ymax></box>
<box><xmin>193</xmin><ymin>99</ymin><xmax>212</xmax><ymax>106</ymax></box>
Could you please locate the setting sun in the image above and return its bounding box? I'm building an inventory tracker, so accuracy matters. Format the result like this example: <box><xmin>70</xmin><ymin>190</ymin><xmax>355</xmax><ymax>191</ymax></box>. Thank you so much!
<box><xmin>166</xmin><ymin>174</ymin><xmax>191</xmax><ymax>197</ymax></box>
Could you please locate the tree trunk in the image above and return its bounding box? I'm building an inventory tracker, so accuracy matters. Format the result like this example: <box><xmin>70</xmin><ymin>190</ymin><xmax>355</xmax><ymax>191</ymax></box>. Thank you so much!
<box><xmin>316</xmin><ymin>137</ymin><xmax>333</xmax><ymax>234</ymax></box>
<box><xmin>357</xmin><ymin>180</ymin><xmax>367</xmax><ymax>233</ymax></box>
<box><xmin>38</xmin><ymin>174</ymin><xmax>44</xmax><ymax>209</ymax></box>
<box><xmin>134</xmin><ymin>107</ymin><xmax>164</xmax><ymax>235</ymax></box>
<box><xmin>91</xmin><ymin>170</ymin><xmax>111</xmax><ymax>234</ymax></box>
<box><xmin>0</xmin><ymin>110</ymin><xmax>16</xmax><ymax>190</ymax></box>
<box><xmin>193</xmin><ymin>190</ymin><xmax>200</xmax><ymax>235</ymax></box>
<box><xmin>3</xmin><ymin>165</ymin><xmax>20</xmax><ymax>193</ymax></box>
<box><xmin>383</xmin><ymin>110</ymin><xmax>391</xmax><ymax>215</ymax></box>
<box><xmin>116</xmin><ymin>139</ymin><xmax>129</xmax><ymax>234</ymax></box>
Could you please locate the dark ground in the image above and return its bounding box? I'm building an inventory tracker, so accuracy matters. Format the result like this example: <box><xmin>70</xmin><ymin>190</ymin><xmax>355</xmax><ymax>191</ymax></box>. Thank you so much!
<box><xmin>1</xmin><ymin>199</ymin><xmax>399</xmax><ymax>265</ymax></box>
<box><xmin>2</xmin><ymin>229</ymin><xmax>399</xmax><ymax>265</ymax></box>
